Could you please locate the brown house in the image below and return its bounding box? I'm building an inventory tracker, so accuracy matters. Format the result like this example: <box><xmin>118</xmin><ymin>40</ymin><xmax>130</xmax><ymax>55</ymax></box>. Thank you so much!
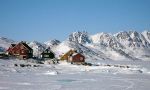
<box><xmin>7</xmin><ymin>42</ymin><xmax>33</xmax><ymax>59</ymax></box>
<box><xmin>60</xmin><ymin>49</ymin><xmax>76</xmax><ymax>60</ymax></box>
<box><xmin>7</xmin><ymin>44</ymin><xmax>16</xmax><ymax>55</ymax></box>
<box><xmin>68</xmin><ymin>53</ymin><xmax>85</xmax><ymax>63</ymax></box>
<box><xmin>59</xmin><ymin>49</ymin><xmax>85</xmax><ymax>63</ymax></box>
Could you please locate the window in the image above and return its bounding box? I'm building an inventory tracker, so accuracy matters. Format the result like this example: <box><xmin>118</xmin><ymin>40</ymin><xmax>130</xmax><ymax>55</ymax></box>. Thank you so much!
<box><xmin>21</xmin><ymin>50</ymin><xmax>24</xmax><ymax>53</ymax></box>
<box><xmin>44</xmin><ymin>55</ymin><xmax>49</xmax><ymax>57</ymax></box>
<box><xmin>29</xmin><ymin>51</ymin><xmax>32</xmax><ymax>53</ymax></box>
<box><xmin>80</xmin><ymin>57</ymin><xmax>83</xmax><ymax>60</ymax></box>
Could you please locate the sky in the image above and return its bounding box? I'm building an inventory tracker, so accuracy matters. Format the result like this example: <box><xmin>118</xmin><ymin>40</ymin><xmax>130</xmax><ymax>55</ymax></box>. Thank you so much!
<box><xmin>0</xmin><ymin>0</ymin><xmax>150</xmax><ymax>42</ymax></box>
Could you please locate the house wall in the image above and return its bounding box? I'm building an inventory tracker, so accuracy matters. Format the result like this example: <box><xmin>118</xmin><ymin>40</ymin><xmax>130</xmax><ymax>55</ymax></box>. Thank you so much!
<box><xmin>41</xmin><ymin>52</ymin><xmax>55</xmax><ymax>59</ymax></box>
<box><xmin>60</xmin><ymin>50</ymin><xmax>75</xmax><ymax>60</ymax></box>
<box><xmin>70</xmin><ymin>54</ymin><xmax>85</xmax><ymax>62</ymax></box>
<box><xmin>60</xmin><ymin>54</ymin><xmax>69</xmax><ymax>60</ymax></box>
<box><xmin>41</xmin><ymin>49</ymin><xmax>55</xmax><ymax>59</ymax></box>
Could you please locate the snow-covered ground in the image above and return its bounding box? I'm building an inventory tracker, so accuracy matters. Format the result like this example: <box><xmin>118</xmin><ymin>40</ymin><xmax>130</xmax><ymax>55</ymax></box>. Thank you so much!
<box><xmin>0</xmin><ymin>59</ymin><xmax>150</xmax><ymax>90</ymax></box>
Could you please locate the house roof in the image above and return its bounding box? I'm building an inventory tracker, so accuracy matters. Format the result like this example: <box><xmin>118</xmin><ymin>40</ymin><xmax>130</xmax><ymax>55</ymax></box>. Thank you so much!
<box><xmin>65</xmin><ymin>49</ymin><xmax>75</xmax><ymax>55</ymax></box>
<box><xmin>71</xmin><ymin>53</ymin><xmax>78</xmax><ymax>56</ymax></box>
<box><xmin>59</xmin><ymin>49</ymin><xmax>75</xmax><ymax>59</ymax></box>
<box><xmin>7</xmin><ymin>44</ymin><xmax>16</xmax><ymax>52</ymax></box>
<box><xmin>71</xmin><ymin>53</ymin><xmax>84</xmax><ymax>57</ymax></box>
<box><xmin>41</xmin><ymin>48</ymin><xmax>55</xmax><ymax>54</ymax></box>
<box><xmin>21</xmin><ymin>42</ymin><xmax>32</xmax><ymax>50</ymax></box>
<box><xmin>11</xmin><ymin>44</ymin><xmax>16</xmax><ymax>47</ymax></box>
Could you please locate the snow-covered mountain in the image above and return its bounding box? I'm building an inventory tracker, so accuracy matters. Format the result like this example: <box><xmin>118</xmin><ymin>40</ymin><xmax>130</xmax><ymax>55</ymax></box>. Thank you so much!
<box><xmin>89</xmin><ymin>32</ymin><xmax>133</xmax><ymax>60</ymax></box>
<box><xmin>114</xmin><ymin>31</ymin><xmax>150</xmax><ymax>59</ymax></box>
<box><xmin>142</xmin><ymin>31</ymin><xmax>150</xmax><ymax>43</ymax></box>
<box><xmin>68</xmin><ymin>31</ymin><xmax>91</xmax><ymax>44</ymax></box>
<box><xmin>65</xmin><ymin>31</ymin><xmax>150</xmax><ymax>60</ymax></box>
<box><xmin>44</xmin><ymin>39</ymin><xmax>61</xmax><ymax>48</ymax></box>
<box><xmin>53</xmin><ymin>41</ymin><xmax>110</xmax><ymax>60</ymax></box>
<box><xmin>0</xmin><ymin>37</ymin><xmax>16</xmax><ymax>52</ymax></box>
<box><xmin>28</xmin><ymin>41</ymin><xmax>46</xmax><ymax>57</ymax></box>
<box><xmin>0</xmin><ymin>31</ymin><xmax>150</xmax><ymax>60</ymax></box>
<box><xmin>28</xmin><ymin>40</ymin><xmax>61</xmax><ymax>57</ymax></box>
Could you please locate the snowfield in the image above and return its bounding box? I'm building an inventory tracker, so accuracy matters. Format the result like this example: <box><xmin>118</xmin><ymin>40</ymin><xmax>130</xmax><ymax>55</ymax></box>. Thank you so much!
<box><xmin>0</xmin><ymin>59</ymin><xmax>150</xmax><ymax>90</ymax></box>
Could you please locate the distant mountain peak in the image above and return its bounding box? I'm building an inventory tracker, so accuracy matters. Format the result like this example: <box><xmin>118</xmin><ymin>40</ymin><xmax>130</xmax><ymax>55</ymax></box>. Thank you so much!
<box><xmin>0</xmin><ymin>37</ymin><xmax>16</xmax><ymax>51</ymax></box>
<box><xmin>44</xmin><ymin>39</ymin><xmax>61</xmax><ymax>47</ymax></box>
<box><xmin>68</xmin><ymin>31</ymin><xmax>91</xmax><ymax>44</ymax></box>
<box><xmin>28</xmin><ymin>41</ymin><xmax>46</xmax><ymax>57</ymax></box>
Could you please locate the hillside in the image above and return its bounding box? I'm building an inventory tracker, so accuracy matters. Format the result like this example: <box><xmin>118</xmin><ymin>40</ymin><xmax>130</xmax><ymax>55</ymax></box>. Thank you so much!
<box><xmin>0</xmin><ymin>31</ymin><xmax>150</xmax><ymax>61</ymax></box>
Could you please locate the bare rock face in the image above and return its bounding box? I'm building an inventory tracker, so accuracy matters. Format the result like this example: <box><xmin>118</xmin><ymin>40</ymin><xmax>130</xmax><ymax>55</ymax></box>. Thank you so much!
<box><xmin>68</xmin><ymin>31</ymin><xmax>91</xmax><ymax>44</ymax></box>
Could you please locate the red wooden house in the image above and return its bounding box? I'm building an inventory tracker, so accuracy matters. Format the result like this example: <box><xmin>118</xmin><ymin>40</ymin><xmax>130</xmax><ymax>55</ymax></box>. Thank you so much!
<box><xmin>7</xmin><ymin>42</ymin><xmax>33</xmax><ymax>59</ymax></box>
<box><xmin>7</xmin><ymin>44</ymin><xmax>16</xmax><ymax>55</ymax></box>
<box><xmin>68</xmin><ymin>53</ymin><xmax>85</xmax><ymax>63</ymax></box>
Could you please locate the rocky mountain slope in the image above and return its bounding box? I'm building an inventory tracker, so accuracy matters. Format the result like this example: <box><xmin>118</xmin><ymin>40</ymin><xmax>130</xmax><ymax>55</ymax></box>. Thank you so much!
<box><xmin>28</xmin><ymin>41</ymin><xmax>46</xmax><ymax>57</ymax></box>
<box><xmin>55</xmin><ymin>31</ymin><xmax>150</xmax><ymax>61</ymax></box>
<box><xmin>0</xmin><ymin>37</ymin><xmax>16</xmax><ymax>52</ymax></box>
<box><xmin>0</xmin><ymin>31</ymin><xmax>150</xmax><ymax>60</ymax></box>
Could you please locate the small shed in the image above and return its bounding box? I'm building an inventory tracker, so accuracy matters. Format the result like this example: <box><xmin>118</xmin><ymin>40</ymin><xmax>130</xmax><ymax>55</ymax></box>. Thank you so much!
<box><xmin>68</xmin><ymin>53</ymin><xmax>85</xmax><ymax>63</ymax></box>
<box><xmin>41</xmin><ymin>48</ymin><xmax>55</xmax><ymax>59</ymax></box>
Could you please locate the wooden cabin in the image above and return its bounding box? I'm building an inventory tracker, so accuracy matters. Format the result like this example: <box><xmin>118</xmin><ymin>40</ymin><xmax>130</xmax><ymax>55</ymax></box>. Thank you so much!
<box><xmin>41</xmin><ymin>48</ymin><xmax>55</xmax><ymax>59</ymax></box>
<box><xmin>68</xmin><ymin>53</ymin><xmax>85</xmax><ymax>63</ymax></box>
<box><xmin>6</xmin><ymin>44</ymin><xmax>16</xmax><ymax>55</ymax></box>
<box><xmin>7</xmin><ymin>42</ymin><xmax>33</xmax><ymax>59</ymax></box>
<box><xmin>60</xmin><ymin>49</ymin><xmax>76</xmax><ymax>60</ymax></box>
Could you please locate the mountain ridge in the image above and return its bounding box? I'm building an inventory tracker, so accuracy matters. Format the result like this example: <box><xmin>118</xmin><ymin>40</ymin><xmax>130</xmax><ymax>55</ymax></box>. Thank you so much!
<box><xmin>0</xmin><ymin>31</ymin><xmax>150</xmax><ymax>61</ymax></box>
